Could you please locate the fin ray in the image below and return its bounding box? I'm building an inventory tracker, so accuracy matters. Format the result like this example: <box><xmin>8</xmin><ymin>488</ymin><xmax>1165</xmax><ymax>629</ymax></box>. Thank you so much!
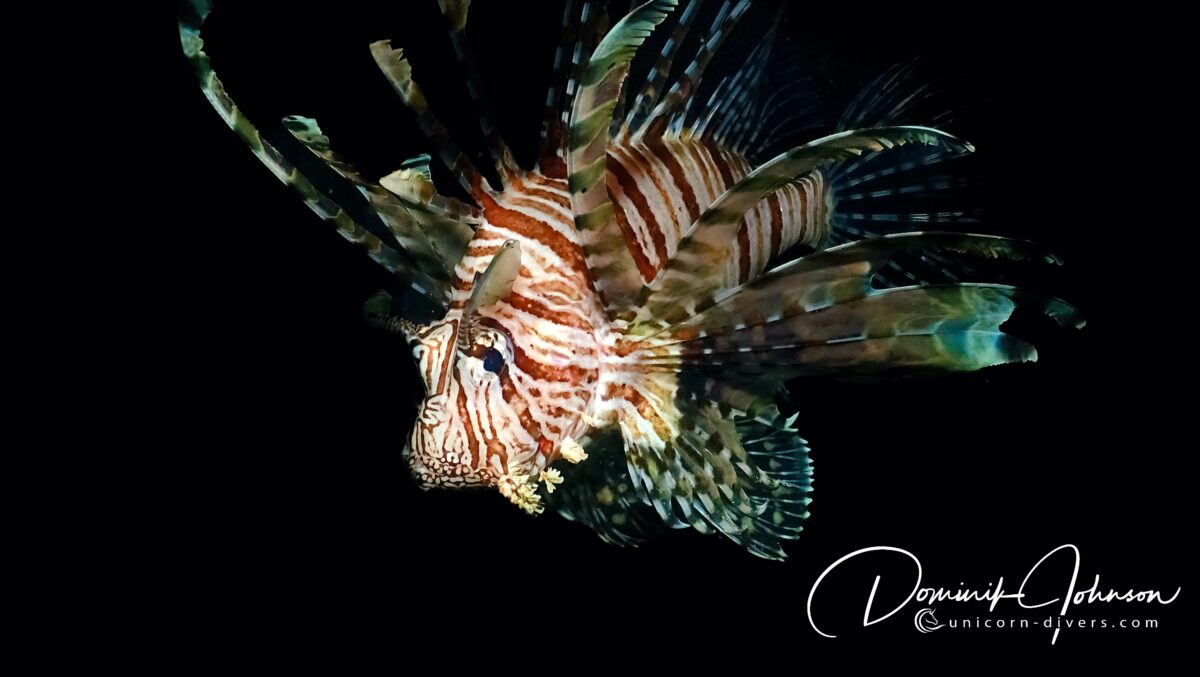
<box><xmin>369</xmin><ymin>40</ymin><xmax>487</xmax><ymax>199</ymax></box>
<box><xmin>282</xmin><ymin>116</ymin><xmax>472</xmax><ymax>285</ymax></box>
<box><xmin>568</xmin><ymin>0</ymin><xmax>679</xmax><ymax>318</ymax></box>
<box><xmin>179</xmin><ymin>1</ymin><xmax>441</xmax><ymax>305</ymax></box>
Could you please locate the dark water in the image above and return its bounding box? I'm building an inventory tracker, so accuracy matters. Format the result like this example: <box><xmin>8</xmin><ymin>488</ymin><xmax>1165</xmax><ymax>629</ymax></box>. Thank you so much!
<box><xmin>168</xmin><ymin>0</ymin><xmax>1187</xmax><ymax>658</ymax></box>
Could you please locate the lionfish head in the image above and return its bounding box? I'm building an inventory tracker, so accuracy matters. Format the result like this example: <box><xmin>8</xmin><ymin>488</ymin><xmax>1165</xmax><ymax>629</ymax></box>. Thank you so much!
<box><xmin>394</xmin><ymin>242</ymin><xmax>548</xmax><ymax>512</ymax></box>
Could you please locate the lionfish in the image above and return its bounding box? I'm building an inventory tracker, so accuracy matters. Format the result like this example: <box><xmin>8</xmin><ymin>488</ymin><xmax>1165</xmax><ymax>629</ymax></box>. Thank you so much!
<box><xmin>181</xmin><ymin>0</ymin><xmax>1082</xmax><ymax>559</ymax></box>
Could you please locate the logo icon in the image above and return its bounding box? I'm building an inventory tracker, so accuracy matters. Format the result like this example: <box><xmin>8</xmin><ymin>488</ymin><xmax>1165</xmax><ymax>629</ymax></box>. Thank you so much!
<box><xmin>914</xmin><ymin>608</ymin><xmax>944</xmax><ymax>633</ymax></box>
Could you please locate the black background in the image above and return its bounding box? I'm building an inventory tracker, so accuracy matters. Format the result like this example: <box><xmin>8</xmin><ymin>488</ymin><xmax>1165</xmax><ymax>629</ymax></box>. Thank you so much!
<box><xmin>164</xmin><ymin>0</ymin><xmax>1189</xmax><ymax>658</ymax></box>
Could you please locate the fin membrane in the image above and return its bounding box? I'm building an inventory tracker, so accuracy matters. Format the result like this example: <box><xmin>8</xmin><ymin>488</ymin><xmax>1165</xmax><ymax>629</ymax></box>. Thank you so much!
<box><xmin>547</xmin><ymin>427</ymin><xmax>667</xmax><ymax>547</ymax></box>
<box><xmin>617</xmin><ymin>379</ymin><xmax>813</xmax><ymax>560</ymax></box>
<box><xmin>630</xmin><ymin>233</ymin><xmax>1082</xmax><ymax>379</ymax></box>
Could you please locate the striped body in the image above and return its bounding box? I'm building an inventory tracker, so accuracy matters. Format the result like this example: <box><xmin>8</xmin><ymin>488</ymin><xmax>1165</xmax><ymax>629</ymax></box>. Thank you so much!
<box><xmin>406</xmin><ymin>134</ymin><xmax>833</xmax><ymax>491</ymax></box>
<box><xmin>608</xmin><ymin>138</ymin><xmax>830</xmax><ymax>286</ymax></box>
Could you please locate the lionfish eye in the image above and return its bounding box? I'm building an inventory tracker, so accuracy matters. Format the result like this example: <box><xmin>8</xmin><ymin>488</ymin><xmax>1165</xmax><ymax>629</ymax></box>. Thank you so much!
<box><xmin>481</xmin><ymin>347</ymin><xmax>504</xmax><ymax>374</ymax></box>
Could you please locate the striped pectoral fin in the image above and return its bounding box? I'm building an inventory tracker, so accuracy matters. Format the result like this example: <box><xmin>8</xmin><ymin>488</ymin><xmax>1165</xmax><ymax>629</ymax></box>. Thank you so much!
<box><xmin>369</xmin><ymin>40</ymin><xmax>488</xmax><ymax>200</ymax></box>
<box><xmin>568</xmin><ymin>0</ymin><xmax>679</xmax><ymax>319</ymax></box>
<box><xmin>179</xmin><ymin>1</ymin><xmax>438</xmax><ymax>303</ymax></box>
<box><xmin>545</xmin><ymin>427</ymin><xmax>667</xmax><ymax>547</ymax></box>
<box><xmin>619</xmin><ymin>0</ymin><xmax>703</xmax><ymax>139</ymax></box>
<box><xmin>684</xmin><ymin>281</ymin><xmax>1080</xmax><ymax>343</ymax></box>
<box><xmin>643</xmin><ymin>284</ymin><xmax>1082</xmax><ymax>378</ymax></box>
<box><xmin>379</xmin><ymin>154</ymin><xmax>483</xmax><ymax>224</ymax></box>
<box><xmin>377</xmin><ymin>158</ymin><xmax>484</xmax><ymax>272</ymax></box>
<box><xmin>436</xmin><ymin>0</ymin><xmax>519</xmax><ymax>182</ymax></box>
<box><xmin>625</xmin><ymin>230</ymin><xmax>1081</xmax><ymax>386</ymax></box>
<box><xmin>667</xmin><ymin>331</ymin><xmax>1041</xmax><ymax>378</ymax></box>
<box><xmin>631</xmin><ymin>235</ymin><xmax>1082</xmax><ymax>379</ymax></box>
<box><xmin>633</xmin><ymin>127</ymin><xmax>975</xmax><ymax>326</ymax></box>
<box><xmin>539</xmin><ymin>0</ymin><xmax>615</xmax><ymax>175</ymax></box>
<box><xmin>281</xmin><ymin>116</ymin><xmax>471</xmax><ymax>297</ymax></box>
<box><xmin>627</xmin><ymin>232</ymin><xmax>1067</xmax><ymax>342</ymax></box>
<box><xmin>538</xmin><ymin>0</ymin><xmax>579</xmax><ymax>160</ymax></box>
<box><xmin>634</xmin><ymin>0</ymin><xmax>753</xmax><ymax>140</ymax></box>
<box><xmin>618</xmin><ymin>385</ymin><xmax>813</xmax><ymax>561</ymax></box>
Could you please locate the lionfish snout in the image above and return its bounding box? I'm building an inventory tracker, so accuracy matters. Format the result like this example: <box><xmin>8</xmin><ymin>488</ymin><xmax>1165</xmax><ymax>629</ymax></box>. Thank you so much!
<box><xmin>404</xmin><ymin>395</ymin><xmax>493</xmax><ymax>489</ymax></box>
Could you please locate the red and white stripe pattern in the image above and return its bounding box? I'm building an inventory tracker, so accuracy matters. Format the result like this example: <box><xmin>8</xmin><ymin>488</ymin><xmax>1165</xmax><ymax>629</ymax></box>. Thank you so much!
<box><xmin>404</xmin><ymin>134</ymin><xmax>832</xmax><ymax>496</ymax></box>
<box><xmin>606</xmin><ymin>136</ymin><xmax>830</xmax><ymax>287</ymax></box>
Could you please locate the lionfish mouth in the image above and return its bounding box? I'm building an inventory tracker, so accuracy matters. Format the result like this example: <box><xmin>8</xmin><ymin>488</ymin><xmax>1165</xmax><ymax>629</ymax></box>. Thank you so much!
<box><xmin>402</xmin><ymin>433</ymin><xmax>492</xmax><ymax>491</ymax></box>
<box><xmin>404</xmin><ymin>436</ymin><xmax>550</xmax><ymax>515</ymax></box>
